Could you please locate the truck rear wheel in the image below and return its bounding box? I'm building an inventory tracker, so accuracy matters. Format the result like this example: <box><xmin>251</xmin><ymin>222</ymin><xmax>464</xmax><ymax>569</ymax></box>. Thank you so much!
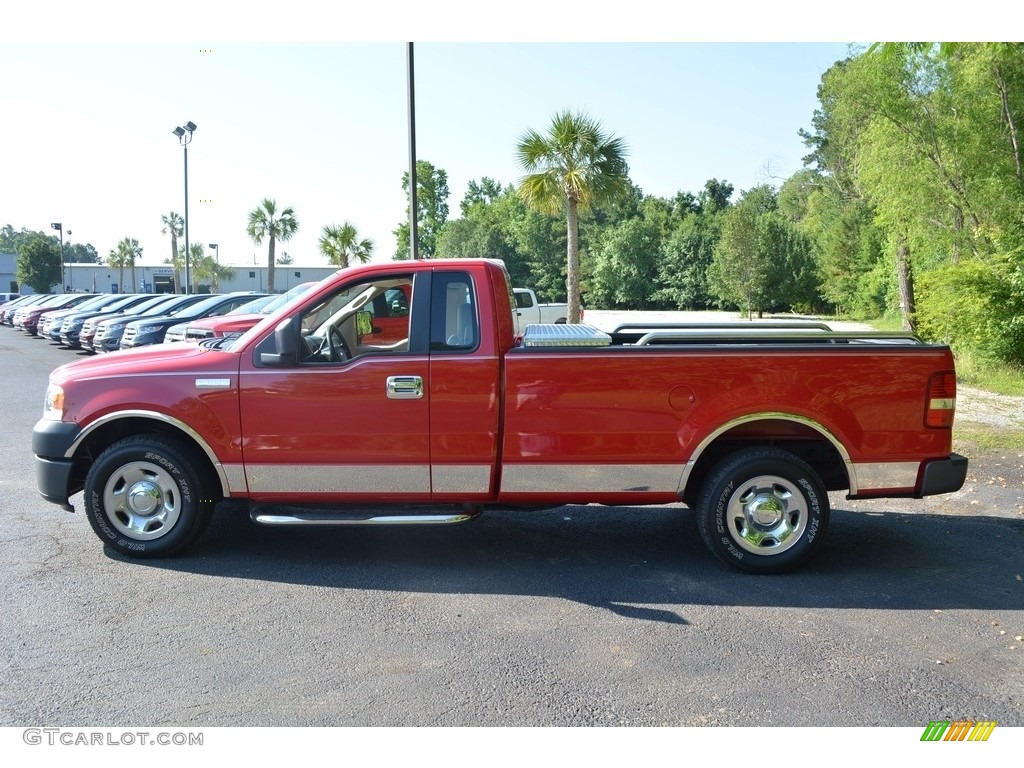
<box><xmin>696</xmin><ymin>447</ymin><xmax>829</xmax><ymax>574</ymax></box>
<box><xmin>83</xmin><ymin>434</ymin><xmax>217</xmax><ymax>558</ymax></box>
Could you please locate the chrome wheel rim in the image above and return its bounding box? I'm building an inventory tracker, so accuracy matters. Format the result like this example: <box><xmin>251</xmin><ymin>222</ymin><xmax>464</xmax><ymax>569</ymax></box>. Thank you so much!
<box><xmin>726</xmin><ymin>474</ymin><xmax>806</xmax><ymax>556</ymax></box>
<box><xmin>102</xmin><ymin>460</ymin><xmax>181</xmax><ymax>540</ymax></box>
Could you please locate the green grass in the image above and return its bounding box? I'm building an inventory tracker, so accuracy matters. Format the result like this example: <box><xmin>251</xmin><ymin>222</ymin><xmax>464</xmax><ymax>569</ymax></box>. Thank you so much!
<box><xmin>954</xmin><ymin>423</ymin><xmax>1024</xmax><ymax>454</ymax></box>
<box><xmin>862</xmin><ymin>314</ymin><xmax>907</xmax><ymax>333</ymax></box>
<box><xmin>952</xmin><ymin>350</ymin><xmax>1024</xmax><ymax>396</ymax></box>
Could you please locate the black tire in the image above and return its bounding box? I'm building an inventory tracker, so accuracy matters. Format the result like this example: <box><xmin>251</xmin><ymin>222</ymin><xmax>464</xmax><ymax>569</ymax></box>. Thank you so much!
<box><xmin>696</xmin><ymin>446</ymin><xmax>829</xmax><ymax>574</ymax></box>
<box><xmin>83</xmin><ymin>434</ymin><xmax>218</xmax><ymax>558</ymax></box>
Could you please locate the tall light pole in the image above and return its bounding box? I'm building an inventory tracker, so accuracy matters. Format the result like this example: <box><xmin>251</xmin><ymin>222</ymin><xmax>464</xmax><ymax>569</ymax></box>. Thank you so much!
<box><xmin>407</xmin><ymin>42</ymin><xmax>420</xmax><ymax>260</ymax></box>
<box><xmin>208</xmin><ymin>243</ymin><xmax>219</xmax><ymax>264</ymax></box>
<box><xmin>50</xmin><ymin>222</ymin><xmax>65</xmax><ymax>292</ymax></box>
<box><xmin>66</xmin><ymin>229</ymin><xmax>72</xmax><ymax>289</ymax></box>
<box><xmin>173</xmin><ymin>121</ymin><xmax>197</xmax><ymax>293</ymax></box>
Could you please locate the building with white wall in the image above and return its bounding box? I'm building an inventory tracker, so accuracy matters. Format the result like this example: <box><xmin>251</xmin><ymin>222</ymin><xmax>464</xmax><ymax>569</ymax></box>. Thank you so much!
<box><xmin>65</xmin><ymin>263</ymin><xmax>339</xmax><ymax>294</ymax></box>
<box><xmin>1</xmin><ymin>252</ymin><xmax>21</xmax><ymax>294</ymax></box>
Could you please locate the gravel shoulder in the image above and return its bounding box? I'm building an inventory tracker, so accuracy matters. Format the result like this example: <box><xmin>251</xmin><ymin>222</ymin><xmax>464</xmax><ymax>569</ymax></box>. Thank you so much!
<box><xmin>957</xmin><ymin>385</ymin><xmax>1024</xmax><ymax>429</ymax></box>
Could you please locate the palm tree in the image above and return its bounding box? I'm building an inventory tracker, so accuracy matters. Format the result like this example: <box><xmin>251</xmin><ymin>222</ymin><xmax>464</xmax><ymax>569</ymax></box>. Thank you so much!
<box><xmin>246</xmin><ymin>199</ymin><xmax>298</xmax><ymax>293</ymax></box>
<box><xmin>191</xmin><ymin>243</ymin><xmax>235</xmax><ymax>292</ymax></box>
<box><xmin>106</xmin><ymin>244</ymin><xmax>125</xmax><ymax>292</ymax></box>
<box><xmin>319</xmin><ymin>222</ymin><xmax>374</xmax><ymax>268</ymax></box>
<box><xmin>125</xmin><ymin>237</ymin><xmax>142</xmax><ymax>292</ymax></box>
<box><xmin>516</xmin><ymin>111</ymin><xmax>630</xmax><ymax>323</ymax></box>
<box><xmin>161</xmin><ymin>212</ymin><xmax>184</xmax><ymax>293</ymax></box>
<box><xmin>107</xmin><ymin>237</ymin><xmax>140</xmax><ymax>293</ymax></box>
<box><xmin>187</xmin><ymin>244</ymin><xmax>206</xmax><ymax>292</ymax></box>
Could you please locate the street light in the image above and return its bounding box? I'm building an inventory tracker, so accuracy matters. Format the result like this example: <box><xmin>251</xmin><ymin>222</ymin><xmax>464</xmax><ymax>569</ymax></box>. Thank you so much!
<box><xmin>173</xmin><ymin>121</ymin><xmax>197</xmax><ymax>293</ymax></box>
<box><xmin>208</xmin><ymin>243</ymin><xmax>218</xmax><ymax>263</ymax></box>
<box><xmin>51</xmin><ymin>222</ymin><xmax>65</xmax><ymax>292</ymax></box>
<box><xmin>407</xmin><ymin>42</ymin><xmax>420</xmax><ymax>260</ymax></box>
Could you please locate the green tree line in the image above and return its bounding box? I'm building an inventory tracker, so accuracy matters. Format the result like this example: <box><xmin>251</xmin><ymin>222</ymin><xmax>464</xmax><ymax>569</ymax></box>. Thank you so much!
<box><xmin>401</xmin><ymin>43</ymin><xmax>1023</xmax><ymax>368</ymax></box>
<box><xmin>9</xmin><ymin>43</ymin><xmax>1022</xmax><ymax>370</ymax></box>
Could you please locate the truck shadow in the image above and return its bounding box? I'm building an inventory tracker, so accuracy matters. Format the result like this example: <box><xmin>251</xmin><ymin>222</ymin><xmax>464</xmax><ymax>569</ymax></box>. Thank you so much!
<box><xmin>128</xmin><ymin>502</ymin><xmax>1024</xmax><ymax>623</ymax></box>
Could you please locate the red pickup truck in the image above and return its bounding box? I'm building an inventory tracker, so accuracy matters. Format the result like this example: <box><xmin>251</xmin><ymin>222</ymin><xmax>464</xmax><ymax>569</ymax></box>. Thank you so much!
<box><xmin>33</xmin><ymin>259</ymin><xmax>967</xmax><ymax>573</ymax></box>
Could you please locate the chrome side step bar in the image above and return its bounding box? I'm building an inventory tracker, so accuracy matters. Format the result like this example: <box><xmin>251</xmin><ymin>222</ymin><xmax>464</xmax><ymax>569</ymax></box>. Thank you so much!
<box><xmin>250</xmin><ymin>506</ymin><xmax>479</xmax><ymax>526</ymax></box>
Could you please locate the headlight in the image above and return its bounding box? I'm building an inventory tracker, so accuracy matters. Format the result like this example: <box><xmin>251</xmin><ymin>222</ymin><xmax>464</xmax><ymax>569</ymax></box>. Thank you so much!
<box><xmin>137</xmin><ymin>325</ymin><xmax>160</xmax><ymax>334</ymax></box>
<box><xmin>106</xmin><ymin>322</ymin><xmax>124</xmax><ymax>332</ymax></box>
<box><xmin>43</xmin><ymin>383</ymin><xmax>65</xmax><ymax>421</ymax></box>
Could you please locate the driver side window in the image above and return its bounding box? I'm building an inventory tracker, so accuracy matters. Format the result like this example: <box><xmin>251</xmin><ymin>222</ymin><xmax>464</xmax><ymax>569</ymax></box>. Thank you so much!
<box><xmin>297</xmin><ymin>275</ymin><xmax>413</xmax><ymax>364</ymax></box>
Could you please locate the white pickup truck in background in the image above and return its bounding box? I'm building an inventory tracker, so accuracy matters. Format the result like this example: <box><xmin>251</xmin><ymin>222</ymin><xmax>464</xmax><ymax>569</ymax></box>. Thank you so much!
<box><xmin>512</xmin><ymin>288</ymin><xmax>569</xmax><ymax>334</ymax></box>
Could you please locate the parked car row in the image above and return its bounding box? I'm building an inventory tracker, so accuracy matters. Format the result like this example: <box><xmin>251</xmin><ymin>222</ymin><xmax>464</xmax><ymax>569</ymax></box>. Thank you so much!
<box><xmin>1</xmin><ymin>292</ymin><xmax>94</xmax><ymax>331</ymax></box>
<box><xmin>166</xmin><ymin>282</ymin><xmax>316</xmax><ymax>344</ymax></box>
<box><xmin>0</xmin><ymin>290</ymin><xmax>275</xmax><ymax>354</ymax></box>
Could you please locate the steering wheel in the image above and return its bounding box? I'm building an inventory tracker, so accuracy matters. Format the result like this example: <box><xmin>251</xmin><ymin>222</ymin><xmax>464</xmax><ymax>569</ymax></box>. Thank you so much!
<box><xmin>326</xmin><ymin>325</ymin><xmax>351</xmax><ymax>362</ymax></box>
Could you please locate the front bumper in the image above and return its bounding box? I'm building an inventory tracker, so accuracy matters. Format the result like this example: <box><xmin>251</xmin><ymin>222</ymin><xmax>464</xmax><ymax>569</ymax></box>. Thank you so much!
<box><xmin>36</xmin><ymin>456</ymin><xmax>76</xmax><ymax>511</ymax></box>
<box><xmin>97</xmin><ymin>333</ymin><xmax>125</xmax><ymax>353</ymax></box>
<box><xmin>32</xmin><ymin>419</ymin><xmax>83</xmax><ymax>511</ymax></box>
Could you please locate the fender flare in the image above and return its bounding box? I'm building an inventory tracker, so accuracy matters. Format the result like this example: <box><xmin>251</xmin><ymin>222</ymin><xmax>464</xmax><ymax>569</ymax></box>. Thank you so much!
<box><xmin>677</xmin><ymin>411</ymin><xmax>857</xmax><ymax>495</ymax></box>
<box><xmin>67</xmin><ymin>409</ymin><xmax>236</xmax><ymax>497</ymax></box>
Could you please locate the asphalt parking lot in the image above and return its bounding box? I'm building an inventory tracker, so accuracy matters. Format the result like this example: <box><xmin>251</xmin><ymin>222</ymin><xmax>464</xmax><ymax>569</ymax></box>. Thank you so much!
<box><xmin>1</xmin><ymin>326</ymin><xmax>1021</xmax><ymax>730</ymax></box>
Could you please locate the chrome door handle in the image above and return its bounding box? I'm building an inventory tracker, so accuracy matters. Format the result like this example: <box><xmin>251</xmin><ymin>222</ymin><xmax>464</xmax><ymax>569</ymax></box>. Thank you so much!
<box><xmin>386</xmin><ymin>375</ymin><xmax>423</xmax><ymax>399</ymax></box>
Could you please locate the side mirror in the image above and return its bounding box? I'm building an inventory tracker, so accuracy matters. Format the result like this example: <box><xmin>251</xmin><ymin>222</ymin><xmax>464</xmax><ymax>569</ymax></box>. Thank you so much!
<box><xmin>259</xmin><ymin>316</ymin><xmax>299</xmax><ymax>366</ymax></box>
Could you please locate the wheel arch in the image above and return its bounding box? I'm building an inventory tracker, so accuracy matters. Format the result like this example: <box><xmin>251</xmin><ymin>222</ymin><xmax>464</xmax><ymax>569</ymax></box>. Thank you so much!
<box><xmin>679</xmin><ymin>412</ymin><xmax>854</xmax><ymax>504</ymax></box>
<box><xmin>65</xmin><ymin>410</ymin><xmax>231</xmax><ymax>500</ymax></box>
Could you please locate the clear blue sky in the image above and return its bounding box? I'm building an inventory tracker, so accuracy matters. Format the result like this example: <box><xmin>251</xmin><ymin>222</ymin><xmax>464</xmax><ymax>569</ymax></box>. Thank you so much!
<box><xmin>3</xmin><ymin>3</ymin><xmax>968</xmax><ymax>271</ymax></box>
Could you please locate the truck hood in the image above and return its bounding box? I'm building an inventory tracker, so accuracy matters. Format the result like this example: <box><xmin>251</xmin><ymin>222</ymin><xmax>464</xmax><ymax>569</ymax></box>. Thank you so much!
<box><xmin>51</xmin><ymin>342</ymin><xmax>237</xmax><ymax>385</ymax></box>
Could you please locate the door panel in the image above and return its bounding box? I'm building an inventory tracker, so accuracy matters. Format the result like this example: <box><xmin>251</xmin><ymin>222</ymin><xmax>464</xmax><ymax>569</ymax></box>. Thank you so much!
<box><xmin>239</xmin><ymin>357</ymin><xmax>431</xmax><ymax>501</ymax></box>
<box><xmin>238</xmin><ymin>271</ymin><xmax>429</xmax><ymax>503</ymax></box>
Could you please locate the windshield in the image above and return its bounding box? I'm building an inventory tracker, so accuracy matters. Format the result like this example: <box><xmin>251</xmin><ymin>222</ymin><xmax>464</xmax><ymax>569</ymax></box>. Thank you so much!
<box><xmin>141</xmin><ymin>295</ymin><xmax>206</xmax><ymax>316</ymax></box>
<box><xmin>259</xmin><ymin>282</ymin><xmax>316</xmax><ymax>314</ymax></box>
<box><xmin>128</xmin><ymin>295</ymin><xmax>180</xmax><ymax>315</ymax></box>
<box><xmin>55</xmin><ymin>294</ymin><xmax>110</xmax><ymax>312</ymax></box>
<box><xmin>174</xmin><ymin>294</ymin><xmax>241</xmax><ymax>315</ymax></box>
<box><xmin>97</xmin><ymin>294</ymin><xmax>148</xmax><ymax>312</ymax></box>
<box><xmin>228</xmin><ymin>295</ymin><xmax>278</xmax><ymax>315</ymax></box>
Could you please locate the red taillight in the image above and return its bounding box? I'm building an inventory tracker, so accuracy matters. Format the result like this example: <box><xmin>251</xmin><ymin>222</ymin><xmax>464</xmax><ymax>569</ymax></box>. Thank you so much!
<box><xmin>926</xmin><ymin>372</ymin><xmax>957</xmax><ymax>428</ymax></box>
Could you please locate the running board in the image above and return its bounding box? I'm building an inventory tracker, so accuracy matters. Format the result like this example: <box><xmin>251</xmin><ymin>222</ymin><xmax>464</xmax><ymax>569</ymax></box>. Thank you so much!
<box><xmin>250</xmin><ymin>505</ymin><xmax>480</xmax><ymax>527</ymax></box>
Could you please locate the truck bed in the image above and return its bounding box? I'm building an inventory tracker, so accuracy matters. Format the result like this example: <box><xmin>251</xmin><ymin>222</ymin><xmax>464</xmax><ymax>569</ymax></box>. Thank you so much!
<box><xmin>502</xmin><ymin>322</ymin><xmax>956</xmax><ymax>506</ymax></box>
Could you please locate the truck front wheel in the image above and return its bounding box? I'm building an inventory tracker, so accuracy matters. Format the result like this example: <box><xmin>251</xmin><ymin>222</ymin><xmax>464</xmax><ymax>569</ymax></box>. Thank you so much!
<box><xmin>696</xmin><ymin>447</ymin><xmax>829</xmax><ymax>574</ymax></box>
<box><xmin>83</xmin><ymin>434</ymin><xmax>216</xmax><ymax>558</ymax></box>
